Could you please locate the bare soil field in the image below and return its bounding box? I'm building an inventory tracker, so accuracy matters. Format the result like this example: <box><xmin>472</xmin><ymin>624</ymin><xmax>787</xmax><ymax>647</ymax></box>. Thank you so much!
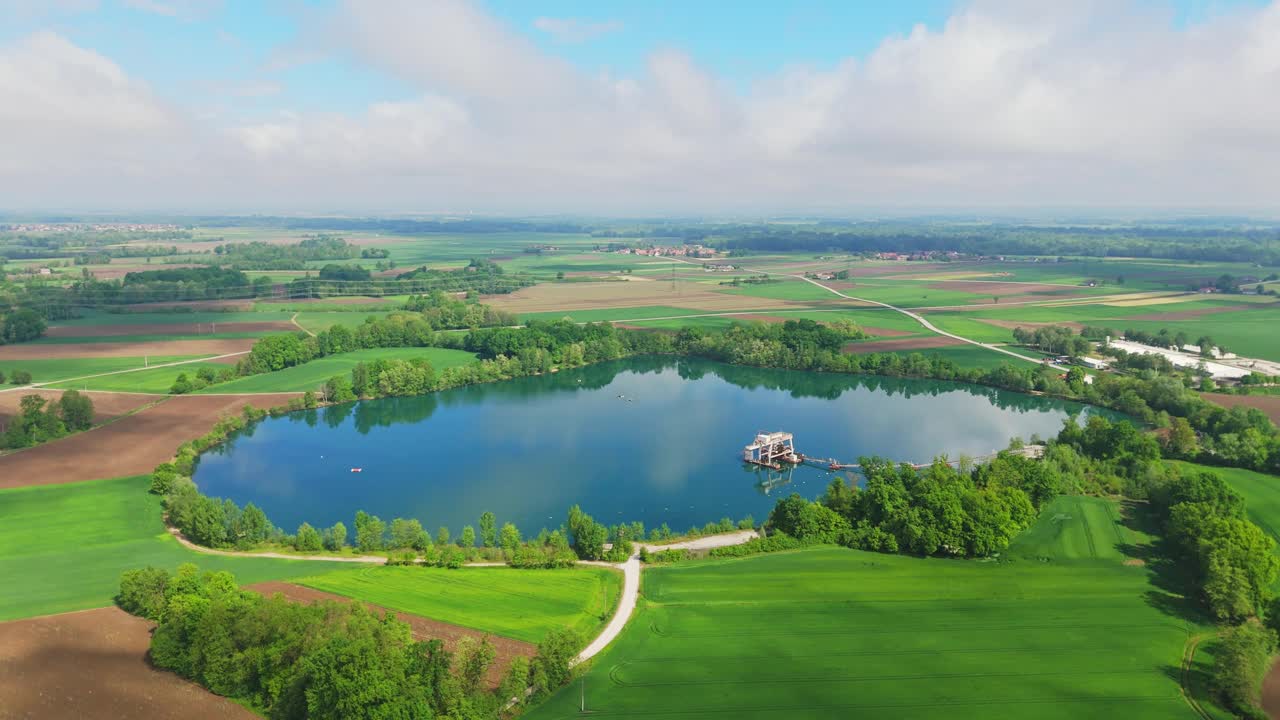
<box><xmin>842</xmin><ymin>336</ymin><xmax>966</xmax><ymax>354</ymax></box>
<box><xmin>247</xmin><ymin>582</ymin><xmax>535</xmax><ymax>689</ymax></box>
<box><xmin>0</xmin><ymin>390</ymin><xmax>156</xmax><ymax>427</ymax></box>
<box><xmin>88</xmin><ymin>264</ymin><xmax>208</xmax><ymax>281</ymax></box>
<box><xmin>113</xmin><ymin>299</ymin><xmax>256</xmax><ymax>312</ymax></box>
<box><xmin>1263</xmin><ymin>656</ymin><xmax>1280</xmax><ymax>720</ymax></box>
<box><xmin>46</xmin><ymin>321</ymin><xmax>294</xmax><ymax>338</ymax></box>
<box><xmin>0</xmin><ymin>393</ymin><xmax>301</xmax><ymax>487</ymax></box>
<box><xmin>1204</xmin><ymin>392</ymin><xmax>1280</xmax><ymax>425</ymax></box>
<box><xmin>481</xmin><ymin>281</ymin><xmax>802</xmax><ymax>314</ymax></box>
<box><xmin>0</xmin><ymin>607</ymin><xmax>257</xmax><ymax>720</ymax></box>
<box><xmin>974</xmin><ymin>318</ymin><xmax>1087</xmax><ymax>332</ymax></box>
<box><xmin>0</xmin><ymin>339</ymin><xmax>253</xmax><ymax>361</ymax></box>
<box><xmin>259</xmin><ymin>296</ymin><xmax>391</xmax><ymax>305</ymax></box>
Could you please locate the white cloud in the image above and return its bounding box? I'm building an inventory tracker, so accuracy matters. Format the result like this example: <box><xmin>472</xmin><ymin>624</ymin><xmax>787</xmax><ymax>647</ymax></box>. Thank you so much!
<box><xmin>532</xmin><ymin>16</ymin><xmax>623</xmax><ymax>44</ymax></box>
<box><xmin>2</xmin><ymin>1</ymin><xmax>1280</xmax><ymax>213</ymax></box>
<box><xmin>121</xmin><ymin>0</ymin><xmax>220</xmax><ymax>20</ymax></box>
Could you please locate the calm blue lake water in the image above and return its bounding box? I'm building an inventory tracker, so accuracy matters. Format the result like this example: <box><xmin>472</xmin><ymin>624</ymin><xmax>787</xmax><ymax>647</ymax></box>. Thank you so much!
<box><xmin>193</xmin><ymin>357</ymin><xmax>1109</xmax><ymax>537</ymax></box>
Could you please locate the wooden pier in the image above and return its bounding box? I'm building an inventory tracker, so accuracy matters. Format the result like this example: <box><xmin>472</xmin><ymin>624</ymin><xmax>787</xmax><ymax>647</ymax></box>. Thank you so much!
<box><xmin>745</xmin><ymin>431</ymin><xmax>1046</xmax><ymax>473</ymax></box>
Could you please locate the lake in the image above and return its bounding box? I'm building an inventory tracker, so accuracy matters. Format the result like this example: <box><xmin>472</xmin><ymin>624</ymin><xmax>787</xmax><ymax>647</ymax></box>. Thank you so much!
<box><xmin>193</xmin><ymin>357</ymin><xmax>1111</xmax><ymax>537</ymax></box>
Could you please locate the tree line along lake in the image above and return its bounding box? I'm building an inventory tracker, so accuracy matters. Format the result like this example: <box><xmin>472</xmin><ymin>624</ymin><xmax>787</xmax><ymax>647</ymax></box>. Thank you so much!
<box><xmin>193</xmin><ymin>357</ymin><xmax>1117</xmax><ymax>537</ymax></box>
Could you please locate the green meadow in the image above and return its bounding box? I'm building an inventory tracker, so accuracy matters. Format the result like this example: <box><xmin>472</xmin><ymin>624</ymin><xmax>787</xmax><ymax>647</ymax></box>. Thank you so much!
<box><xmin>0</xmin><ymin>356</ymin><xmax>202</xmax><ymax>384</ymax></box>
<box><xmin>297</xmin><ymin>564</ymin><xmax>621</xmax><ymax>644</ymax></box>
<box><xmin>0</xmin><ymin>476</ymin><xmax>358</xmax><ymax>621</ymax></box>
<box><xmin>195</xmin><ymin>347</ymin><xmax>478</xmax><ymax>394</ymax></box>
<box><xmin>48</xmin><ymin>361</ymin><xmax>233</xmax><ymax>393</ymax></box>
<box><xmin>526</xmin><ymin>542</ymin><xmax>1213</xmax><ymax>720</ymax></box>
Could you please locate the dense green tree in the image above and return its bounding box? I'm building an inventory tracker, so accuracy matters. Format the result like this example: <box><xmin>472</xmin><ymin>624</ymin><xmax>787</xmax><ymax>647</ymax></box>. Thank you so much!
<box><xmin>354</xmin><ymin>511</ymin><xmax>386</xmax><ymax>552</ymax></box>
<box><xmin>1212</xmin><ymin>622</ymin><xmax>1277</xmax><ymax>717</ymax></box>
<box><xmin>116</xmin><ymin>566</ymin><xmax>172</xmax><ymax>621</ymax></box>
<box><xmin>479</xmin><ymin>511</ymin><xmax>497</xmax><ymax>548</ymax></box>
<box><xmin>295</xmin><ymin>522</ymin><xmax>323</xmax><ymax>552</ymax></box>
<box><xmin>57</xmin><ymin>389</ymin><xmax>94</xmax><ymax>431</ymax></box>
<box><xmin>324</xmin><ymin>521</ymin><xmax>348</xmax><ymax>551</ymax></box>
<box><xmin>0</xmin><ymin>308</ymin><xmax>47</xmax><ymax>344</ymax></box>
<box><xmin>499</xmin><ymin>522</ymin><xmax>521</xmax><ymax>553</ymax></box>
<box><xmin>459</xmin><ymin>525</ymin><xmax>476</xmax><ymax>548</ymax></box>
<box><xmin>389</xmin><ymin>518</ymin><xmax>429</xmax><ymax>550</ymax></box>
<box><xmin>567</xmin><ymin>505</ymin><xmax>609</xmax><ymax>560</ymax></box>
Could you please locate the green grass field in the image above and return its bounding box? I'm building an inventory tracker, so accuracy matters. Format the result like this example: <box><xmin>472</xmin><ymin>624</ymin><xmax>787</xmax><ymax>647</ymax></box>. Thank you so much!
<box><xmin>1007</xmin><ymin>496</ymin><xmax>1134</xmax><ymax>561</ymax></box>
<box><xmin>922</xmin><ymin>314</ymin><xmax>1017</xmax><ymax>343</ymax></box>
<box><xmin>47</xmin><ymin>361</ymin><xmax>233</xmax><ymax>393</ymax></box>
<box><xmin>525</xmin><ymin>542</ymin><xmax>1206</xmax><ymax>720</ymax></box>
<box><xmin>292</xmin><ymin>310</ymin><xmax>394</xmax><ymax>332</ymax></box>
<box><xmin>0</xmin><ymin>476</ymin><xmax>359</xmax><ymax>621</ymax></box>
<box><xmin>718</xmin><ymin>280</ymin><xmax>848</xmax><ymax>301</ymax></box>
<box><xmin>880</xmin><ymin>345</ymin><xmax>1039</xmax><ymax>369</ymax></box>
<box><xmin>296</xmin><ymin>564</ymin><xmax>621</xmax><ymax>644</ymax></box>
<box><xmin>519</xmin><ymin>305</ymin><xmax>704</xmax><ymax>323</ymax></box>
<box><xmin>0</xmin><ymin>356</ymin><xmax>203</xmax><ymax>384</ymax></box>
<box><xmin>195</xmin><ymin>347</ymin><xmax>477</xmax><ymax>394</ymax></box>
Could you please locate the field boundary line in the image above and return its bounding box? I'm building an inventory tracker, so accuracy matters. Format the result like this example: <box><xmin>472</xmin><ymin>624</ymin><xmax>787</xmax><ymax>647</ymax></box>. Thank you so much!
<box><xmin>1179</xmin><ymin>632</ymin><xmax>1217</xmax><ymax>720</ymax></box>
<box><xmin>733</xmin><ymin>262</ymin><xmax>1071</xmax><ymax>371</ymax></box>
<box><xmin>0</xmin><ymin>351</ymin><xmax>250</xmax><ymax>395</ymax></box>
<box><xmin>291</xmin><ymin>312</ymin><xmax>316</xmax><ymax>337</ymax></box>
<box><xmin>1077</xmin><ymin>498</ymin><xmax>1099</xmax><ymax>559</ymax></box>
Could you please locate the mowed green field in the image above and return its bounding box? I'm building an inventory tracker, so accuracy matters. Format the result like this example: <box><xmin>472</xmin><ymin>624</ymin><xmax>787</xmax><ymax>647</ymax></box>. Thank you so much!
<box><xmin>1007</xmin><ymin>496</ymin><xmax>1134</xmax><ymax>561</ymax></box>
<box><xmin>195</xmin><ymin>347</ymin><xmax>478</xmax><ymax>394</ymax></box>
<box><xmin>936</xmin><ymin>299</ymin><xmax>1280</xmax><ymax>362</ymax></box>
<box><xmin>0</xmin><ymin>355</ymin><xmax>203</xmax><ymax>384</ymax></box>
<box><xmin>297</xmin><ymin>564</ymin><xmax>621</xmax><ymax>644</ymax></box>
<box><xmin>0</xmin><ymin>476</ymin><xmax>358</xmax><ymax>621</ymax></box>
<box><xmin>883</xmin><ymin>346</ymin><xmax>1040</xmax><ymax>369</ymax></box>
<box><xmin>48</xmin><ymin>361</ymin><xmax>232</xmax><ymax>393</ymax></box>
<box><xmin>527</xmin><ymin>523</ymin><xmax>1209</xmax><ymax>719</ymax></box>
<box><xmin>293</xmin><ymin>310</ymin><xmax>394</xmax><ymax>332</ymax></box>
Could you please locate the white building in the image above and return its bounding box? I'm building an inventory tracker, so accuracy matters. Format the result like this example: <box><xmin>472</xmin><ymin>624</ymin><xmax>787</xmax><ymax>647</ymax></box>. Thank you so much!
<box><xmin>1107</xmin><ymin>339</ymin><xmax>1251</xmax><ymax>380</ymax></box>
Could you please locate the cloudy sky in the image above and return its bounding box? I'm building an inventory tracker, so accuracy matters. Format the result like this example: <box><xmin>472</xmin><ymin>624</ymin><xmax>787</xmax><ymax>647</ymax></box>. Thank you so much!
<box><xmin>1</xmin><ymin>0</ymin><xmax>1277</xmax><ymax>215</ymax></box>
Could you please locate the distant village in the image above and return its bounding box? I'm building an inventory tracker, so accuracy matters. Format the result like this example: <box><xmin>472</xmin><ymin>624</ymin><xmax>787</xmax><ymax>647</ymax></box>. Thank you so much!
<box><xmin>1</xmin><ymin>223</ymin><xmax>182</xmax><ymax>233</ymax></box>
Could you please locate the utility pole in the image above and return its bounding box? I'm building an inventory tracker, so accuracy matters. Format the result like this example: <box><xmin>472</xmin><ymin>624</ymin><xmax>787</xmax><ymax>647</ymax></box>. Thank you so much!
<box><xmin>580</xmin><ymin>676</ymin><xmax>585</xmax><ymax>712</ymax></box>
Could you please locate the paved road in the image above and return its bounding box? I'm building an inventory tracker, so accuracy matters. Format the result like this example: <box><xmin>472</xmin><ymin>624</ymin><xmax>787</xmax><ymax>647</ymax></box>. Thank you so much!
<box><xmin>574</xmin><ymin>530</ymin><xmax>759</xmax><ymax>665</ymax></box>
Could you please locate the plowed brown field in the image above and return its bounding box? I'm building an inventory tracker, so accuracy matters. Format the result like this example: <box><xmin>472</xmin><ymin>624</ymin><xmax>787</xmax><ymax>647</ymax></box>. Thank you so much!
<box><xmin>482</xmin><ymin>281</ymin><xmax>799</xmax><ymax>314</ymax></box>
<box><xmin>0</xmin><ymin>607</ymin><xmax>256</xmax><ymax>720</ymax></box>
<box><xmin>0</xmin><ymin>339</ymin><xmax>253</xmax><ymax>361</ymax></box>
<box><xmin>0</xmin><ymin>390</ymin><xmax>156</xmax><ymax>427</ymax></box>
<box><xmin>0</xmin><ymin>393</ymin><xmax>301</xmax><ymax>487</ymax></box>
<box><xmin>45</xmin><ymin>321</ymin><xmax>293</xmax><ymax>338</ymax></box>
<box><xmin>1204</xmin><ymin>392</ymin><xmax>1280</xmax><ymax>425</ymax></box>
<box><xmin>842</xmin><ymin>336</ymin><xmax>965</xmax><ymax>354</ymax></box>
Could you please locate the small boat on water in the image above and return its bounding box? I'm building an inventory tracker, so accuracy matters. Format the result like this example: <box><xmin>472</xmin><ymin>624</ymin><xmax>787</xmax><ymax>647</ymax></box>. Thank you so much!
<box><xmin>350</xmin><ymin>468</ymin><xmax>363</xmax><ymax>473</ymax></box>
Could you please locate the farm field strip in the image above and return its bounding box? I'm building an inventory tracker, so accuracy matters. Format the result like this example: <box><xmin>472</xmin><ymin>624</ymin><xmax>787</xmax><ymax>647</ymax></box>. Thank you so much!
<box><xmin>297</xmin><ymin>564</ymin><xmax>621</xmax><ymax>644</ymax></box>
<box><xmin>0</xmin><ymin>476</ymin><xmax>359</xmax><ymax>621</ymax></box>
<box><xmin>197</xmin><ymin>347</ymin><xmax>478</xmax><ymax>394</ymax></box>
<box><xmin>525</xmin><ymin>547</ymin><xmax>1200</xmax><ymax>720</ymax></box>
<box><xmin>0</xmin><ymin>355</ymin><xmax>205</xmax><ymax>386</ymax></box>
<box><xmin>46</xmin><ymin>361</ymin><xmax>235</xmax><ymax>393</ymax></box>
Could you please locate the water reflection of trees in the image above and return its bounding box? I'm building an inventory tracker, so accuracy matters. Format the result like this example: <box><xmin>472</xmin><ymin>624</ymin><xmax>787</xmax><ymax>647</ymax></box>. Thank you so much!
<box><xmin>212</xmin><ymin>355</ymin><xmax>1099</xmax><ymax>445</ymax></box>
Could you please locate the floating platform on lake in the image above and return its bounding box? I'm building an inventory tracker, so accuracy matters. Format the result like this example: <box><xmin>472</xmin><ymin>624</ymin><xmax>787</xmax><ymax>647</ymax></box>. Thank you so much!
<box><xmin>743</xmin><ymin>431</ymin><xmax>802</xmax><ymax>470</ymax></box>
